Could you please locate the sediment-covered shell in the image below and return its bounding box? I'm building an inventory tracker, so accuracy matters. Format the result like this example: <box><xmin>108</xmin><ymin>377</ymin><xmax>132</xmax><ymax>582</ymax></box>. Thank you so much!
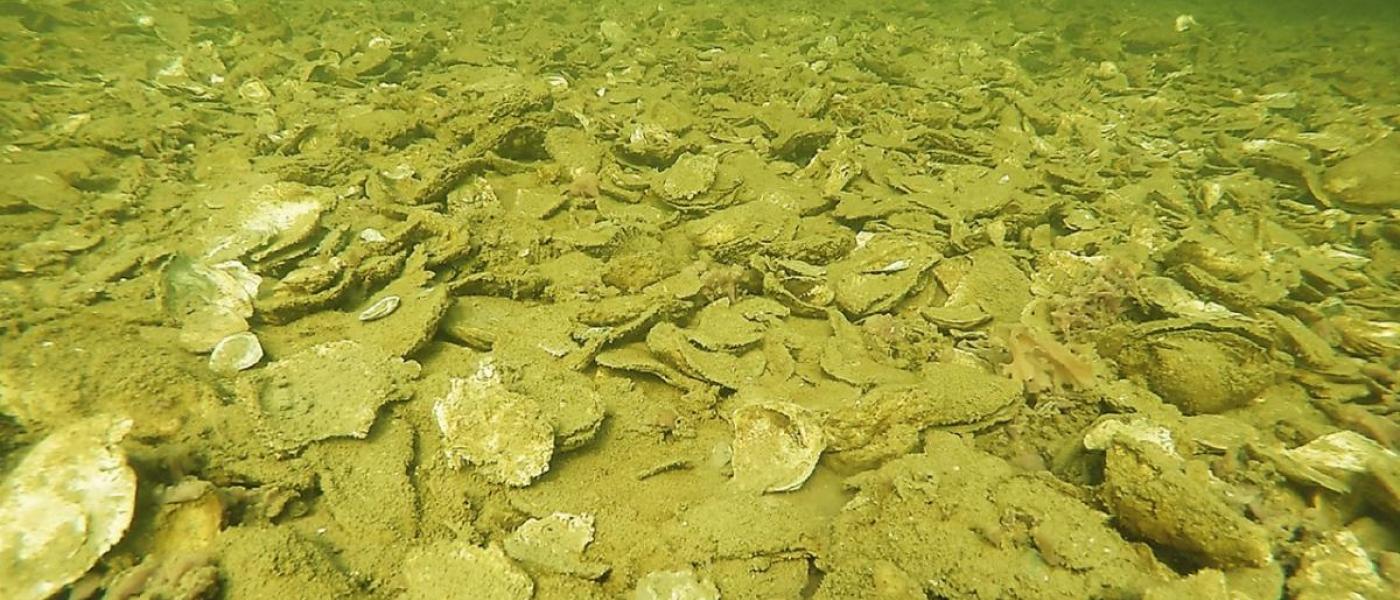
<box><xmin>1111</xmin><ymin>323</ymin><xmax>1278</xmax><ymax>415</ymax></box>
<box><xmin>237</xmin><ymin>340</ymin><xmax>420</xmax><ymax>452</ymax></box>
<box><xmin>503</xmin><ymin>513</ymin><xmax>610</xmax><ymax>579</ymax></box>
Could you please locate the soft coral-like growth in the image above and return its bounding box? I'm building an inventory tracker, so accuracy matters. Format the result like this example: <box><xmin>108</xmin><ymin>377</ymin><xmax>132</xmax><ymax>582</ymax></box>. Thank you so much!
<box><xmin>1047</xmin><ymin>255</ymin><xmax>1141</xmax><ymax>339</ymax></box>
<box><xmin>1001</xmin><ymin>325</ymin><xmax>1096</xmax><ymax>393</ymax></box>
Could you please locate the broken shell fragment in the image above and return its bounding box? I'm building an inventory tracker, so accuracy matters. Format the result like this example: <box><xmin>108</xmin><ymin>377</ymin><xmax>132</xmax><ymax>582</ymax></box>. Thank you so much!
<box><xmin>209</xmin><ymin>331</ymin><xmax>263</xmax><ymax>374</ymax></box>
<box><xmin>402</xmin><ymin>542</ymin><xmax>534</xmax><ymax>600</ymax></box>
<box><xmin>237</xmin><ymin>340</ymin><xmax>420</xmax><ymax>452</ymax></box>
<box><xmin>0</xmin><ymin>416</ymin><xmax>137</xmax><ymax>600</ymax></box>
<box><xmin>633</xmin><ymin>570</ymin><xmax>721</xmax><ymax>600</ymax></box>
<box><xmin>503</xmin><ymin>512</ymin><xmax>610</xmax><ymax>579</ymax></box>
<box><xmin>358</xmin><ymin>295</ymin><xmax>401</xmax><ymax>321</ymax></box>
<box><xmin>433</xmin><ymin>361</ymin><xmax>555</xmax><ymax>487</ymax></box>
<box><xmin>730</xmin><ymin>401</ymin><xmax>825</xmax><ymax>493</ymax></box>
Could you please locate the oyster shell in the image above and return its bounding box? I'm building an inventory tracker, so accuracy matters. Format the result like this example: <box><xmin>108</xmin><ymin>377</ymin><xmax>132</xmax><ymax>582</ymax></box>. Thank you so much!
<box><xmin>1267</xmin><ymin>431</ymin><xmax>1399</xmax><ymax>499</ymax></box>
<box><xmin>160</xmin><ymin>255</ymin><xmax>260</xmax><ymax>353</ymax></box>
<box><xmin>633</xmin><ymin>570</ymin><xmax>721</xmax><ymax>600</ymax></box>
<box><xmin>1099</xmin><ymin>434</ymin><xmax>1271</xmax><ymax>568</ymax></box>
<box><xmin>646</xmin><ymin>322</ymin><xmax>766</xmax><ymax>390</ymax></box>
<box><xmin>276</xmin><ymin>256</ymin><xmax>345</xmax><ymax>295</ymax></box>
<box><xmin>433</xmin><ymin>360</ymin><xmax>555</xmax><ymax>487</ymax></box>
<box><xmin>1317</xmin><ymin>134</ymin><xmax>1400</xmax><ymax>210</ymax></box>
<box><xmin>202</xmin><ymin>181</ymin><xmax>329</xmax><ymax>264</ymax></box>
<box><xmin>753</xmin><ymin>255</ymin><xmax>835</xmax><ymax>316</ymax></box>
<box><xmin>350</xmin><ymin>255</ymin><xmax>454</xmax><ymax>358</ymax></box>
<box><xmin>0</xmin><ymin>416</ymin><xmax>137</xmax><ymax>600</ymax></box>
<box><xmin>730</xmin><ymin>401</ymin><xmax>826</xmax><ymax>493</ymax></box>
<box><xmin>819</xmin><ymin>309</ymin><xmax>917</xmax><ymax>388</ymax></box>
<box><xmin>503</xmin><ymin>512</ymin><xmax>610</xmax><ymax>579</ymax></box>
<box><xmin>828</xmin><ymin>233</ymin><xmax>940</xmax><ymax>317</ymax></box>
<box><xmin>595</xmin><ymin>345</ymin><xmax>701</xmax><ymax>391</ymax></box>
<box><xmin>656</xmin><ymin>152</ymin><xmax>720</xmax><ymax>210</ymax></box>
<box><xmin>1109</xmin><ymin>322</ymin><xmax>1278</xmax><ymax>415</ymax></box>
<box><xmin>237</xmin><ymin>340</ymin><xmax>420</xmax><ymax>452</ymax></box>
<box><xmin>208</xmin><ymin>331</ymin><xmax>263</xmax><ymax>374</ymax></box>
<box><xmin>685</xmin><ymin>201</ymin><xmax>797</xmax><ymax>261</ymax></box>
<box><xmin>824</xmin><ymin>363</ymin><xmax>1022</xmax><ymax>470</ymax></box>
<box><xmin>686</xmin><ymin>298</ymin><xmax>766</xmax><ymax>352</ymax></box>
<box><xmin>1286</xmin><ymin>531</ymin><xmax>1388</xmax><ymax>599</ymax></box>
<box><xmin>401</xmin><ymin>542</ymin><xmax>534</xmax><ymax>600</ymax></box>
<box><xmin>618</xmin><ymin>121</ymin><xmax>689</xmax><ymax>167</ymax></box>
<box><xmin>512</xmin><ymin>365</ymin><xmax>607</xmax><ymax>452</ymax></box>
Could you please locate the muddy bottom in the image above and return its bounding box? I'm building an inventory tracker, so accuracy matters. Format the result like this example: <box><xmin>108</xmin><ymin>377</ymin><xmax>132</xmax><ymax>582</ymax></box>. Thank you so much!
<box><xmin>1</xmin><ymin>1</ymin><xmax>1398</xmax><ymax>599</ymax></box>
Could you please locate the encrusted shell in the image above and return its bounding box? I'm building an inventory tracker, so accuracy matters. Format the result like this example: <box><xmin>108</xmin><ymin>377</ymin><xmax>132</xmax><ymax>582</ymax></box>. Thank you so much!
<box><xmin>657</xmin><ymin>152</ymin><xmax>719</xmax><ymax>208</ymax></box>
<box><xmin>1112</xmin><ymin>325</ymin><xmax>1278</xmax><ymax>415</ymax></box>
<box><xmin>0</xmin><ymin>416</ymin><xmax>137</xmax><ymax>600</ymax></box>
<box><xmin>433</xmin><ymin>360</ymin><xmax>555</xmax><ymax>487</ymax></box>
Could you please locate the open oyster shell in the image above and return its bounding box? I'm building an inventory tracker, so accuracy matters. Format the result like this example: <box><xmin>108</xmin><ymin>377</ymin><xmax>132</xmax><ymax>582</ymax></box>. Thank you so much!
<box><xmin>0</xmin><ymin>416</ymin><xmax>137</xmax><ymax>600</ymax></box>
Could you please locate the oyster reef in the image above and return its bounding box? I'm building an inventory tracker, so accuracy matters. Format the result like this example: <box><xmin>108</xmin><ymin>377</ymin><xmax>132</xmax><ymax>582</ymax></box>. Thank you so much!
<box><xmin>1</xmin><ymin>1</ymin><xmax>1397</xmax><ymax>599</ymax></box>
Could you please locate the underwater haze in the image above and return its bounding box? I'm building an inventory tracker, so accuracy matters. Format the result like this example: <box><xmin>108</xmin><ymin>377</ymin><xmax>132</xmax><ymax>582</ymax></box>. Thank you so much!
<box><xmin>1</xmin><ymin>1</ymin><xmax>1398</xmax><ymax>598</ymax></box>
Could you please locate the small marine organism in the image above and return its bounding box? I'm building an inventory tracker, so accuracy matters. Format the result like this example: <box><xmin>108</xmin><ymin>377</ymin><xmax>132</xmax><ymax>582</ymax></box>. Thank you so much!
<box><xmin>1000</xmin><ymin>324</ymin><xmax>1096</xmax><ymax>393</ymax></box>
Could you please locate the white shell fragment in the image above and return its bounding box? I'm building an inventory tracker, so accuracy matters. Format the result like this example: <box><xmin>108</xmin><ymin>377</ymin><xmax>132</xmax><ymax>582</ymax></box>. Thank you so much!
<box><xmin>504</xmin><ymin>512</ymin><xmax>610</xmax><ymax>579</ymax></box>
<box><xmin>0</xmin><ymin>416</ymin><xmax>137</xmax><ymax>600</ymax></box>
<box><xmin>209</xmin><ymin>331</ymin><xmax>263</xmax><ymax>374</ymax></box>
<box><xmin>1274</xmin><ymin>430</ymin><xmax>1399</xmax><ymax>494</ymax></box>
<box><xmin>359</xmin><ymin>227</ymin><xmax>388</xmax><ymax>243</ymax></box>
<box><xmin>1083</xmin><ymin>418</ymin><xmax>1177</xmax><ymax>453</ymax></box>
<box><xmin>433</xmin><ymin>360</ymin><xmax>555</xmax><ymax>487</ymax></box>
<box><xmin>730</xmin><ymin>400</ymin><xmax>825</xmax><ymax>493</ymax></box>
<box><xmin>358</xmin><ymin>295</ymin><xmax>401</xmax><ymax>322</ymax></box>
<box><xmin>633</xmin><ymin>570</ymin><xmax>721</xmax><ymax>600</ymax></box>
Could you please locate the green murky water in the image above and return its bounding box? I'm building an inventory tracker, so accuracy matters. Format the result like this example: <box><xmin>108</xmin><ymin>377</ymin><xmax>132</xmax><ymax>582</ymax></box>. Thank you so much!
<box><xmin>1</xmin><ymin>1</ymin><xmax>1398</xmax><ymax>598</ymax></box>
